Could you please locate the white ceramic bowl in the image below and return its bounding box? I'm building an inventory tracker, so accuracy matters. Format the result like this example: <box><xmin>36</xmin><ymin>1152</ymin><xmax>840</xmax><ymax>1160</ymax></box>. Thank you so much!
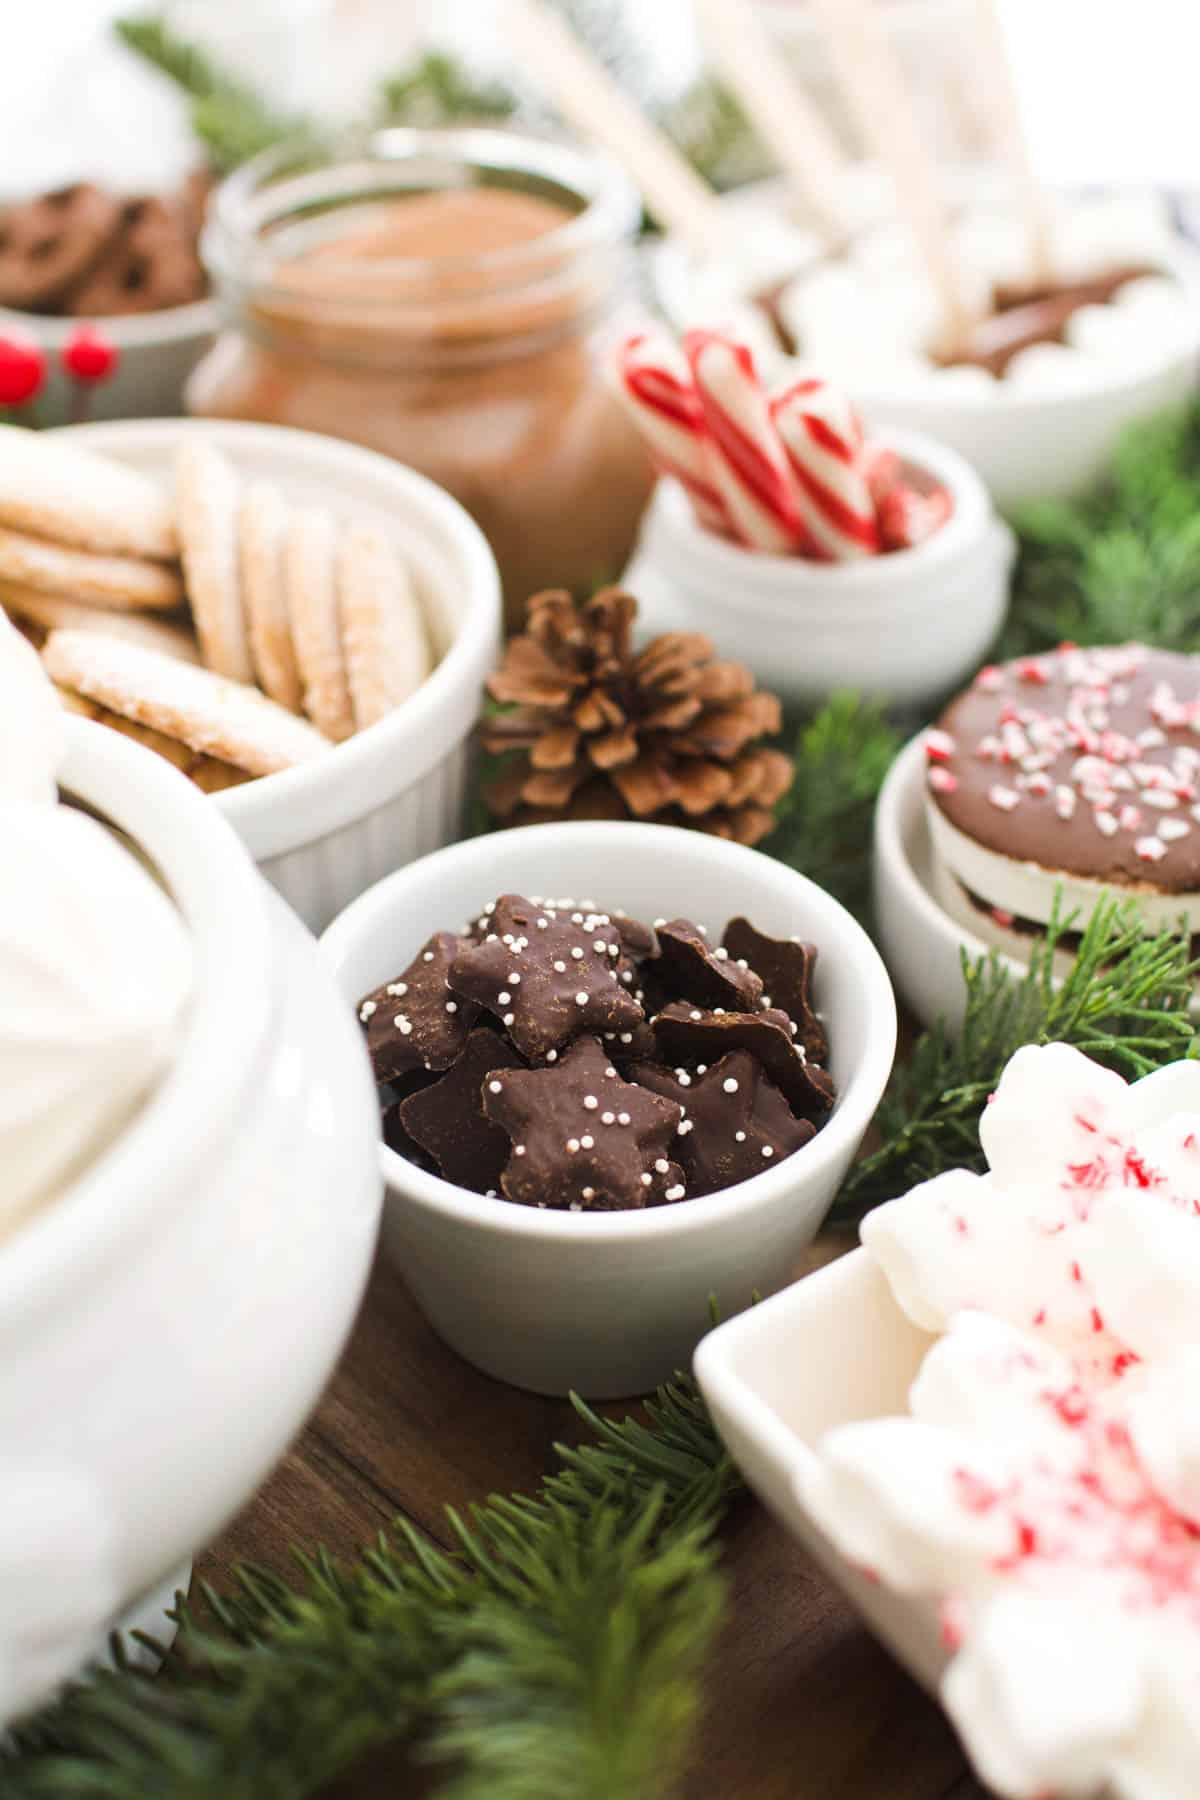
<box><xmin>694</xmin><ymin>1247</ymin><xmax>946</xmax><ymax>1692</ymax></box>
<box><xmin>874</xmin><ymin>731</ymin><xmax>1022</xmax><ymax>1031</ymax></box>
<box><xmin>854</xmin><ymin>241</ymin><xmax>1200</xmax><ymax>509</ymax></box>
<box><xmin>319</xmin><ymin>819</ymin><xmax>897</xmax><ymax>1398</ymax></box>
<box><xmin>623</xmin><ymin>431</ymin><xmax>1014</xmax><ymax>710</ymax></box>
<box><xmin>45</xmin><ymin>419</ymin><xmax>502</xmax><ymax>933</ymax></box>
<box><xmin>0</xmin><ymin>717</ymin><xmax>382</xmax><ymax>1729</ymax></box>
<box><xmin>2</xmin><ymin>300</ymin><xmax>217</xmax><ymax>423</ymax></box>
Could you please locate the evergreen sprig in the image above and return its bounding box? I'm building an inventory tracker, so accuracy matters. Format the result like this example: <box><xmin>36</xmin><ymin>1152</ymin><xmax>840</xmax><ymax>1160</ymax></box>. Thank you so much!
<box><xmin>762</xmin><ymin>693</ymin><xmax>903</xmax><ymax>926</ymax></box>
<box><xmin>838</xmin><ymin>894</ymin><xmax>1200</xmax><ymax>1222</ymax></box>
<box><xmin>115</xmin><ymin>16</ymin><xmax>307</xmax><ymax>172</ymax></box>
<box><xmin>3</xmin><ymin>1386</ymin><xmax>737</xmax><ymax>1800</ymax></box>
<box><xmin>1002</xmin><ymin>400</ymin><xmax>1200</xmax><ymax>658</ymax></box>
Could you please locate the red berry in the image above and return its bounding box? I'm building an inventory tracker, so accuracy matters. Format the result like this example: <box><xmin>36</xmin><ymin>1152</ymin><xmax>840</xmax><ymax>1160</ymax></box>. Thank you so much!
<box><xmin>0</xmin><ymin>336</ymin><xmax>47</xmax><ymax>407</ymax></box>
<box><xmin>61</xmin><ymin>326</ymin><xmax>119</xmax><ymax>385</ymax></box>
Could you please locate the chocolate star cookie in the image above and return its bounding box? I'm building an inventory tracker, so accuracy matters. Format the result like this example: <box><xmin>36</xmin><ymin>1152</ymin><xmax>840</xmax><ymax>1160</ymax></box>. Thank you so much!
<box><xmin>634</xmin><ymin>1051</ymin><xmax>815</xmax><ymax>1195</ymax></box>
<box><xmin>482</xmin><ymin>1035</ymin><xmax>685</xmax><ymax>1211</ymax></box>
<box><xmin>398</xmin><ymin>1028</ymin><xmax>526</xmax><ymax>1194</ymax></box>
<box><xmin>722</xmin><ymin>917</ymin><xmax>828</xmax><ymax>1064</ymax></box>
<box><xmin>448</xmin><ymin>895</ymin><xmax>645</xmax><ymax>1062</ymax></box>
<box><xmin>652</xmin><ymin>1002</ymin><xmax>835</xmax><ymax>1124</ymax></box>
<box><xmin>358</xmin><ymin>931</ymin><xmax>479</xmax><ymax>1081</ymax></box>
<box><xmin>653</xmin><ymin>919</ymin><xmax>764</xmax><ymax>1012</ymax></box>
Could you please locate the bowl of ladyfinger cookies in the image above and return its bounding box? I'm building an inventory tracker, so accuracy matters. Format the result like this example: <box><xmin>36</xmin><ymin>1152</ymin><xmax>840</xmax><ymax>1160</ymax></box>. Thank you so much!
<box><xmin>320</xmin><ymin>819</ymin><xmax>897</xmax><ymax>1398</ymax></box>
<box><xmin>0</xmin><ymin>419</ymin><xmax>501</xmax><ymax>932</ymax></box>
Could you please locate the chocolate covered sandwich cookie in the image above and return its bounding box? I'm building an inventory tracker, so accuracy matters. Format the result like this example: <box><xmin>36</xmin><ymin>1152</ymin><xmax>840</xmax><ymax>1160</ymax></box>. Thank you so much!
<box><xmin>925</xmin><ymin>643</ymin><xmax>1200</xmax><ymax>956</ymax></box>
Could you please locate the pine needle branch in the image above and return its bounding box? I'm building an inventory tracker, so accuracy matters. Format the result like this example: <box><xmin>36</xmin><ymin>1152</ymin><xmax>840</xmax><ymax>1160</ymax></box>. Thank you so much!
<box><xmin>761</xmin><ymin>693</ymin><xmax>902</xmax><ymax>927</ymax></box>
<box><xmin>837</xmin><ymin>893</ymin><xmax>1199</xmax><ymax>1223</ymax></box>
<box><xmin>1</xmin><ymin>1374</ymin><xmax>736</xmax><ymax>1800</ymax></box>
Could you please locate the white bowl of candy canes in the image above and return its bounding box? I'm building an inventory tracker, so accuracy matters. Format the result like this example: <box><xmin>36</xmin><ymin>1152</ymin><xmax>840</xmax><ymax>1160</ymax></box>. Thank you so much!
<box><xmin>654</xmin><ymin>181</ymin><xmax>1200</xmax><ymax>511</ymax></box>
<box><xmin>618</xmin><ymin>326</ymin><xmax>1014</xmax><ymax>708</ymax></box>
<box><xmin>696</xmin><ymin>1039</ymin><xmax>1200</xmax><ymax>1800</ymax></box>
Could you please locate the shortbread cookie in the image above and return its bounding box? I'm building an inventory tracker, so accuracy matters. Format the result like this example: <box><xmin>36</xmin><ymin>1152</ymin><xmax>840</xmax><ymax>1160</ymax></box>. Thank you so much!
<box><xmin>1</xmin><ymin>586</ymin><xmax>200</xmax><ymax>662</ymax></box>
<box><xmin>239</xmin><ymin>480</ymin><xmax>302</xmax><ymax>711</ymax></box>
<box><xmin>0</xmin><ymin>524</ymin><xmax>183</xmax><ymax>611</ymax></box>
<box><xmin>0</xmin><ymin>427</ymin><xmax>177</xmax><ymax>560</ymax></box>
<box><xmin>55</xmin><ymin>687</ymin><xmax>248</xmax><ymax>792</ymax></box>
<box><xmin>284</xmin><ymin>508</ymin><xmax>355</xmax><ymax>741</ymax></box>
<box><xmin>42</xmin><ymin>630</ymin><xmax>331</xmax><ymax>777</ymax></box>
<box><xmin>175</xmin><ymin>442</ymin><xmax>252</xmax><ymax>682</ymax></box>
<box><xmin>337</xmin><ymin>521</ymin><xmax>431</xmax><ymax>730</ymax></box>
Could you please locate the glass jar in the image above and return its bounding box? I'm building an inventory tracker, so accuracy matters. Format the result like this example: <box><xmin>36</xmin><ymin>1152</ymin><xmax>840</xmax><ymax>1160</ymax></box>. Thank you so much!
<box><xmin>189</xmin><ymin>127</ymin><xmax>654</xmax><ymax>627</ymax></box>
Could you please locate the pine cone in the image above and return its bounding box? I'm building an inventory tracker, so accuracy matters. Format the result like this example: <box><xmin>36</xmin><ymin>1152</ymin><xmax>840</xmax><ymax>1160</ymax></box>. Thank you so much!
<box><xmin>482</xmin><ymin>588</ymin><xmax>793</xmax><ymax>845</ymax></box>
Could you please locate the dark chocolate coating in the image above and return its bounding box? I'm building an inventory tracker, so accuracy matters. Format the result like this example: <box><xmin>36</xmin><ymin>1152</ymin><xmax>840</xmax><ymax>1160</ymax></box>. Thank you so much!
<box><xmin>940</xmin><ymin>265</ymin><xmax>1154</xmax><ymax>377</ymax></box>
<box><xmin>930</xmin><ymin>644</ymin><xmax>1200</xmax><ymax>890</ymax></box>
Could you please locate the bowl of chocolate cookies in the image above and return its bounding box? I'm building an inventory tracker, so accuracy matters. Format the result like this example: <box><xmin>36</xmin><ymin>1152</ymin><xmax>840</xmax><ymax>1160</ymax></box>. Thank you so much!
<box><xmin>0</xmin><ymin>175</ymin><xmax>215</xmax><ymax>419</ymax></box>
<box><xmin>321</xmin><ymin>820</ymin><xmax>897</xmax><ymax>1397</ymax></box>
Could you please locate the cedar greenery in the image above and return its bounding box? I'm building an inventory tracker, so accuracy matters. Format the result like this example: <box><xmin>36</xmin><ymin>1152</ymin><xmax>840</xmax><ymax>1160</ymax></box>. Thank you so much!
<box><xmin>3</xmin><ymin>1386</ymin><xmax>738</xmax><ymax>1800</ymax></box>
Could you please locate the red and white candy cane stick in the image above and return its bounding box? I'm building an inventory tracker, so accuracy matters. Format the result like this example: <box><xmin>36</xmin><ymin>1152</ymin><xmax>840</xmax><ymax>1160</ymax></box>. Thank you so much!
<box><xmin>769</xmin><ymin>377</ymin><xmax>880</xmax><ymax>561</ymax></box>
<box><xmin>684</xmin><ymin>328</ymin><xmax>806</xmax><ymax>553</ymax></box>
<box><xmin>614</xmin><ymin>331</ymin><xmax>733</xmax><ymax>536</ymax></box>
<box><xmin>877</xmin><ymin>483</ymin><xmax>953</xmax><ymax>552</ymax></box>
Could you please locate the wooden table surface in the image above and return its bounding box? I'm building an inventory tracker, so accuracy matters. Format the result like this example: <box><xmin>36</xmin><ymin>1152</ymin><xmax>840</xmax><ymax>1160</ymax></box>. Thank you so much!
<box><xmin>198</xmin><ymin>1243</ymin><xmax>990</xmax><ymax>1800</ymax></box>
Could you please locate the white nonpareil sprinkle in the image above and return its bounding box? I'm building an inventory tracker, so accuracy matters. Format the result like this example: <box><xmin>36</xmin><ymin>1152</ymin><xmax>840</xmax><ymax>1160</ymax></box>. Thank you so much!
<box><xmin>654</xmin><ymin>1158</ymin><xmax>669</xmax><ymax>1173</ymax></box>
<box><xmin>488</xmin><ymin>1080</ymin><xmax>503</xmax><ymax>1093</ymax></box>
<box><xmin>566</xmin><ymin>1138</ymin><xmax>580</xmax><ymax>1153</ymax></box>
<box><xmin>641</xmin><ymin>1172</ymin><xmax>653</xmax><ymax>1187</ymax></box>
<box><xmin>503</xmin><ymin>1012</ymin><xmax>514</xmax><ymax>1027</ymax></box>
<box><xmin>761</xmin><ymin>1145</ymin><xmax>774</xmax><ymax>1158</ymax></box>
<box><xmin>575</xmin><ymin>991</ymin><xmax>588</xmax><ymax>1006</ymax></box>
<box><xmin>570</xmin><ymin>947</ymin><xmax>584</xmax><ymax>960</ymax></box>
<box><xmin>422</xmin><ymin>951</ymin><xmax>434</xmax><ymax>962</ymax></box>
<box><xmin>735</xmin><ymin>1130</ymin><xmax>746</xmax><ymax>1142</ymax></box>
<box><xmin>617</xmin><ymin>1111</ymin><xmax>631</xmax><ymax>1125</ymax></box>
<box><xmin>387</xmin><ymin>982</ymin><xmax>408</xmax><ymax>997</ymax></box>
<box><xmin>497</xmin><ymin>991</ymin><xmax>511</xmax><ymax>1006</ymax></box>
<box><xmin>602</xmin><ymin>1111</ymin><xmax>615</xmax><ymax>1125</ymax></box>
<box><xmin>714</xmin><ymin>946</ymin><xmax>728</xmax><ymax>960</ymax></box>
<box><xmin>677</xmin><ymin>1119</ymin><xmax>694</xmax><ymax>1136</ymax></box>
<box><xmin>583</xmin><ymin>1095</ymin><xmax>598</xmax><ymax>1109</ymax></box>
<box><xmin>583</xmin><ymin>1186</ymin><xmax>595</xmax><ymax>1199</ymax></box>
<box><xmin>690</xmin><ymin>1009</ymin><xmax>702</xmax><ymax>1021</ymax></box>
<box><xmin>395</xmin><ymin>1015</ymin><xmax>412</xmax><ymax>1035</ymax></box>
<box><xmin>509</xmin><ymin>972</ymin><xmax>521</xmax><ymax>984</ymax></box>
<box><xmin>665</xmin><ymin>1184</ymin><xmax>685</xmax><ymax>1201</ymax></box>
<box><xmin>723</xmin><ymin>1077</ymin><xmax>739</xmax><ymax>1093</ymax></box>
<box><xmin>553</xmin><ymin>961</ymin><xmax>566</xmax><ymax>973</ymax></box>
<box><xmin>593</xmin><ymin>939</ymin><xmax>607</xmax><ymax>953</ymax></box>
<box><xmin>514</xmin><ymin>1144</ymin><xmax>526</xmax><ymax>1156</ymax></box>
<box><xmin>445</xmin><ymin>1001</ymin><xmax>458</xmax><ymax>1014</ymax></box>
<box><xmin>581</xmin><ymin>1134</ymin><xmax>594</xmax><ymax>1149</ymax></box>
<box><xmin>547</xmin><ymin>1049</ymin><xmax>558</xmax><ymax>1062</ymax></box>
<box><xmin>359</xmin><ymin>1000</ymin><xmax>377</xmax><ymax>1020</ymax></box>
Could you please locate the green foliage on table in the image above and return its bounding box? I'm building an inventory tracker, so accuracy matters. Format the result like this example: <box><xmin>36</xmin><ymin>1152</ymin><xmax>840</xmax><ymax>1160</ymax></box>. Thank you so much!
<box><xmin>839</xmin><ymin>896</ymin><xmax>1199</xmax><ymax>1223</ymax></box>
<box><xmin>3</xmin><ymin>1384</ymin><xmax>737</xmax><ymax>1800</ymax></box>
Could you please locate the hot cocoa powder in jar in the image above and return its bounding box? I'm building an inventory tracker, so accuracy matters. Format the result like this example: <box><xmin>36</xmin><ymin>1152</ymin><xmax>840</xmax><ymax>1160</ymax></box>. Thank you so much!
<box><xmin>189</xmin><ymin>131</ymin><xmax>654</xmax><ymax>626</ymax></box>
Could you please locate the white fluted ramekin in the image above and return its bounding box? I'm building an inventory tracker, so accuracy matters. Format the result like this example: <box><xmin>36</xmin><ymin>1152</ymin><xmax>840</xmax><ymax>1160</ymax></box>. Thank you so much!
<box><xmin>46</xmin><ymin>419</ymin><xmax>502</xmax><ymax>932</ymax></box>
<box><xmin>320</xmin><ymin>819</ymin><xmax>896</xmax><ymax>1399</ymax></box>
<box><xmin>623</xmin><ymin>430</ymin><xmax>1014</xmax><ymax>711</ymax></box>
<box><xmin>0</xmin><ymin>719</ymin><xmax>381</xmax><ymax>1729</ymax></box>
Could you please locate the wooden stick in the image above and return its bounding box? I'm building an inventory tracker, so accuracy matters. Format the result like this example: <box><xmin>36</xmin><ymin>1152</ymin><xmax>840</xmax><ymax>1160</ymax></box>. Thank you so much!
<box><xmin>692</xmin><ymin>0</ymin><xmax>849</xmax><ymax>245</ymax></box>
<box><xmin>809</xmin><ymin>0</ymin><xmax>975</xmax><ymax>352</ymax></box>
<box><xmin>502</xmin><ymin>0</ymin><xmax>729</xmax><ymax>258</ymax></box>
<box><xmin>969</xmin><ymin>0</ymin><xmax>1057</xmax><ymax>285</ymax></box>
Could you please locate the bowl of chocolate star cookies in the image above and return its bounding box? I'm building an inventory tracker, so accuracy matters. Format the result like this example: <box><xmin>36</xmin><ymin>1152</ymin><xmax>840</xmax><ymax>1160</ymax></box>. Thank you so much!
<box><xmin>320</xmin><ymin>819</ymin><xmax>897</xmax><ymax>1398</ymax></box>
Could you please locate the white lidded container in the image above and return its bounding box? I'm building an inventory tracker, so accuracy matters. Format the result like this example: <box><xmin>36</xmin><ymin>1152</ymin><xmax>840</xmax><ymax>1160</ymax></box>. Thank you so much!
<box><xmin>0</xmin><ymin>719</ymin><xmax>381</xmax><ymax>1730</ymax></box>
<box><xmin>320</xmin><ymin>819</ymin><xmax>896</xmax><ymax>1399</ymax></box>
<box><xmin>44</xmin><ymin>419</ymin><xmax>502</xmax><ymax>933</ymax></box>
<box><xmin>623</xmin><ymin>431</ymin><xmax>1014</xmax><ymax>710</ymax></box>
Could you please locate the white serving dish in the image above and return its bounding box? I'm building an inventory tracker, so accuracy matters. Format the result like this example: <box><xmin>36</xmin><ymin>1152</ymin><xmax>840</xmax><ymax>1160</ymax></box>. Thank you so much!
<box><xmin>694</xmin><ymin>1247</ymin><xmax>946</xmax><ymax>1693</ymax></box>
<box><xmin>873</xmin><ymin>730</ymin><xmax>1025</xmax><ymax>1031</ymax></box>
<box><xmin>0</xmin><ymin>718</ymin><xmax>382</xmax><ymax>1729</ymax></box>
<box><xmin>1</xmin><ymin>300</ymin><xmax>217</xmax><ymax>423</ymax></box>
<box><xmin>319</xmin><ymin>819</ymin><xmax>897</xmax><ymax>1399</ymax></box>
<box><xmin>623</xmin><ymin>430</ymin><xmax>1014</xmax><ymax>709</ymax></box>
<box><xmin>45</xmin><ymin>419</ymin><xmax>502</xmax><ymax>933</ymax></box>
